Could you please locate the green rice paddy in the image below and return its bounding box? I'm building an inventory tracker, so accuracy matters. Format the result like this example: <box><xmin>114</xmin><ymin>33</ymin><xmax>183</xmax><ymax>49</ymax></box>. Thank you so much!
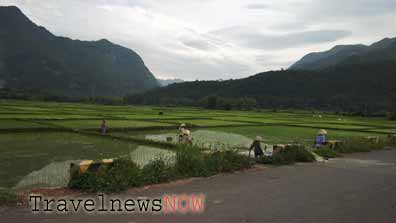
<box><xmin>0</xmin><ymin>100</ymin><xmax>395</xmax><ymax>190</ymax></box>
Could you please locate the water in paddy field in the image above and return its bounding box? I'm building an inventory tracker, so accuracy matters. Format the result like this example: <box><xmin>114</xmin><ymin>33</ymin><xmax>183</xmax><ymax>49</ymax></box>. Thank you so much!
<box><xmin>146</xmin><ymin>130</ymin><xmax>256</xmax><ymax>150</ymax></box>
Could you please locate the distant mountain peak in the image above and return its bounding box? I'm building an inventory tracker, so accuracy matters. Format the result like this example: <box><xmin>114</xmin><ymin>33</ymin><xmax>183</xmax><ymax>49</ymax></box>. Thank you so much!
<box><xmin>370</xmin><ymin>37</ymin><xmax>396</xmax><ymax>49</ymax></box>
<box><xmin>0</xmin><ymin>5</ymin><xmax>31</xmax><ymax>23</ymax></box>
<box><xmin>0</xmin><ymin>5</ymin><xmax>22</xmax><ymax>11</ymax></box>
<box><xmin>97</xmin><ymin>38</ymin><xmax>112</xmax><ymax>44</ymax></box>
<box><xmin>290</xmin><ymin>37</ymin><xmax>396</xmax><ymax>71</ymax></box>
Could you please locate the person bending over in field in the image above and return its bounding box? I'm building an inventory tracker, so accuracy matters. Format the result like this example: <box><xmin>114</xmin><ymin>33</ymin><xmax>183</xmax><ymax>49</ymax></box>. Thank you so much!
<box><xmin>101</xmin><ymin>119</ymin><xmax>107</xmax><ymax>135</ymax></box>
<box><xmin>249</xmin><ymin>136</ymin><xmax>264</xmax><ymax>159</ymax></box>
<box><xmin>178</xmin><ymin>123</ymin><xmax>192</xmax><ymax>145</ymax></box>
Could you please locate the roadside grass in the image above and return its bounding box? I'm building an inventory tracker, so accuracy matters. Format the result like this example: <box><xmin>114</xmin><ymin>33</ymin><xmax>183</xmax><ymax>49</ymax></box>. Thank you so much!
<box><xmin>0</xmin><ymin>189</ymin><xmax>17</xmax><ymax>206</ymax></box>
<box><xmin>258</xmin><ymin>145</ymin><xmax>315</xmax><ymax>165</ymax></box>
<box><xmin>314</xmin><ymin>147</ymin><xmax>340</xmax><ymax>159</ymax></box>
<box><xmin>335</xmin><ymin>136</ymin><xmax>396</xmax><ymax>154</ymax></box>
<box><xmin>69</xmin><ymin>148</ymin><xmax>250</xmax><ymax>193</ymax></box>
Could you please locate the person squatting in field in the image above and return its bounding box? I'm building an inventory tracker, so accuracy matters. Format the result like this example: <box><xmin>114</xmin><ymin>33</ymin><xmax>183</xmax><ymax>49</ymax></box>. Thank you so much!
<box><xmin>314</xmin><ymin>129</ymin><xmax>327</xmax><ymax>148</ymax></box>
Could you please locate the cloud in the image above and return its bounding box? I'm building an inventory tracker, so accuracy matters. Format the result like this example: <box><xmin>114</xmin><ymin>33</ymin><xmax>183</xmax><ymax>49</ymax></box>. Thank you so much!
<box><xmin>211</xmin><ymin>26</ymin><xmax>351</xmax><ymax>50</ymax></box>
<box><xmin>178</xmin><ymin>30</ymin><xmax>222</xmax><ymax>51</ymax></box>
<box><xmin>1</xmin><ymin>0</ymin><xmax>395</xmax><ymax>80</ymax></box>
<box><xmin>310</xmin><ymin>0</ymin><xmax>396</xmax><ymax>18</ymax></box>
<box><xmin>245</xmin><ymin>3</ymin><xmax>270</xmax><ymax>10</ymax></box>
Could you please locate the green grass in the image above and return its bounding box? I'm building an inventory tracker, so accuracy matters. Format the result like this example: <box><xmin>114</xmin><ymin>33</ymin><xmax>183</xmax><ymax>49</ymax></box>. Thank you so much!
<box><xmin>366</xmin><ymin>128</ymin><xmax>396</xmax><ymax>134</ymax></box>
<box><xmin>69</xmin><ymin>149</ymin><xmax>250</xmax><ymax>193</ymax></box>
<box><xmin>0</xmin><ymin>120</ymin><xmax>50</xmax><ymax>129</ymax></box>
<box><xmin>314</xmin><ymin>147</ymin><xmax>340</xmax><ymax>159</ymax></box>
<box><xmin>259</xmin><ymin>145</ymin><xmax>315</xmax><ymax>165</ymax></box>
<box><xmin>159</xmin><ymin>119</ymin><xmax>248</xmax><ymax>127</ymax></box>
<box><xmin>208</xmin><ymin>126</ymin><xmax>380</xmax><ymax>145</ymax></box>
<box><xmin>0</xmin><ymin>132</ymin><xmax>141</xmax><ymax>188</ymax></box>
<box><xmin>0</xmin><ymin>189</ymin><xmax>17</xmax><ymax>206</ymax></box>
<box><xmin>0</xmin><ymin>100</ymin><xmax>395</xmax><ymax>191</ymax></box>
<box><xmin>41</xmin><ymin>119</ymin><xmax>174</xmax><ymax>129</ymax></box>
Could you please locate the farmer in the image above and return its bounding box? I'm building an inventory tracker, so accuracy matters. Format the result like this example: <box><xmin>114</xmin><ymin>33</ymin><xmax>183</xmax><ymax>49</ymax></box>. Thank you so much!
<box><xmin>249</xmin><ymin>136</ymin><xmax>264</xmax><ymax>159</ymax></box>
<box><xmin>101</xmin><ymin>119</ymin><xmax>107</xmax><ymax>135</ymax></box>
<box><xmin>314</xmin><ymin>129</ymin><xmax>327</xmax><ymax>148</ymax></box>
<box><xmin>178</xmin><ymin>123</ymin><xmax>192</xmax><ymax>145</ymax></box>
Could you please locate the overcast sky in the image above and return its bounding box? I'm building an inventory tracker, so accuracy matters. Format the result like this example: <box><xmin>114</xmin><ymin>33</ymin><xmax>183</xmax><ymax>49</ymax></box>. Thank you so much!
<box><xmin>2</xmin><ymin>0</ymin><xmax>396</xmax><ymax>80</ymax></box>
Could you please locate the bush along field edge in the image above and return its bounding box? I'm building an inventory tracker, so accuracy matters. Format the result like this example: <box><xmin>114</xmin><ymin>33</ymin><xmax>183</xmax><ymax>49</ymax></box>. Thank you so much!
<box><xmin>1</xmin><ymin>135</ymin><xmax>396</xmax><ymax>206</ymax></box>
<box><xmin>68</xmin><ymin>135</ymin><xmax>396</xmax><ymax>193</ymax></box>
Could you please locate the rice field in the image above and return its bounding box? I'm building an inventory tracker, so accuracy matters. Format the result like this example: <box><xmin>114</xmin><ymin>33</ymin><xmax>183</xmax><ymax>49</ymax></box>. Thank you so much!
<box><xmin>0</xmin><ymin>100</ymin><xmax>395</xmax><ymax>190</ymax></box>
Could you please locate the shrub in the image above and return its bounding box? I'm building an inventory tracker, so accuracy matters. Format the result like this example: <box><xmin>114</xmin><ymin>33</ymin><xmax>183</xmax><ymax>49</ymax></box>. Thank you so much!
<box><xmin>204</xmin><ymin>150</ymin><xmax>250</xmax><ymax>173</ymax></box>
<box><xmin>174</xmin><ymin>147</ymin><xmax>209</xmax><ymax>177</ymax></box>
<box><xmin>141</xmin><ymin>159</ymin><xmax>174</xmax><ymax>184</ymax></box>
<box><xmin>385</xmin><ymin>135</ymin><xmax>396</xmax><ymax>147</ymax></box>
<box><xmin>105</xmin><ymin>158</ymin><xmax>143</xmax><ymax>190</ymax></box>
<box><xmin>335</xmin><ymin>137</ymin><xmax>385</xmax><ymax>153</ymax></box>
<box><xmin>173</xmin><ymin>148</ymin><xmax>251</xmax><ymax>178</ymax></box>
<box><xmin>0</xmin><ymin>189</ymin><xmax>17</xmax><ymax>206</ymax></box>
<box><xmin>314</xmin><ymin>147</ymin><xmax>339</xmax><ymax>159</ymax></box>
<box><xmin>258</xmin><ymin>145</ymin><xmax>315</xmax><ymax>165</ymax></box>
<box><xmin>69</xmin><ymin>158</ymin><xmax>143</xmax><ymax>192</ymax></box>
<box><xmin>69</xmin><ymin>148</ymin><xmax>251</xmax><ymax>193</ymax></box>
<box><xmin>280</xmin><ymin>145</ymin><xmax>316</xmax><ymax>163</ymax></box>
<box><xmin>69</xmin><ymin>172</ymin><xmax>103</xmax><ymax>192</ymax></box>
<box><xmin>221</xmin><ymin>150</ymin><xmax>250</xmax><ymax>171</ymax></box>
<box><xmin>202</xmin><ymin>151</ymin><xmax>223</xmax><ymax>174</ymax></box>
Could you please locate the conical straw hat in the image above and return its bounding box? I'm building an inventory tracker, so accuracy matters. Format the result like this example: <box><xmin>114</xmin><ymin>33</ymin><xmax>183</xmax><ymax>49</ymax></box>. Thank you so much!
<box><xmin>318</xmin><ymin>129</ymin><xmax>328</xmax><ymax>135</ymax></box>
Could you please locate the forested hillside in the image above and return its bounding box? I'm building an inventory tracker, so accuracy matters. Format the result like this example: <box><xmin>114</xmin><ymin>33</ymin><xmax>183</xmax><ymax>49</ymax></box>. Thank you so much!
<box><xmin>0</xmin><ymin>6</ymin><xmax>158</xmax><ymax>98</ymax></box>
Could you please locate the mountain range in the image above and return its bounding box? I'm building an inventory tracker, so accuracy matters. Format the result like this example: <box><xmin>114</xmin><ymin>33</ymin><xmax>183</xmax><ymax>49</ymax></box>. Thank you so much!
<box><xmin>290</xmin><ymin>37</ymin><xmax>396</xmax><ymax>70</ymax></box>
<box><xmin>0</xmin><ymin>6</ymin><xmax>159</xmax><ymax>98</ymax></box>
<box><xmin>127</xmin><ymin>37</ymin><xmax>396</xmax><ymax>112</ymax></box>
<box><xmin>2</xmin><ymin>5</ymin><xmax>396</xmax><ymax>112</ymax></box>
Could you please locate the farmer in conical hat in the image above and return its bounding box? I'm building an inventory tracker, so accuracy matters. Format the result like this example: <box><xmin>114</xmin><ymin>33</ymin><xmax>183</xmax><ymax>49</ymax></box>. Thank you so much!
<box><xmin>249</xmin><ymin>136</ymin><xmax>264</xmax><ymax>159</ymax></box>
<box><xmin>314</xmin><ymin>129</ymin><xmax>327</xmax><ymax>148</ymax></box>
<box><xmin>179</xmin><ymin>123</ymin><xmax>192</xmax><ymax>145</ymax></box>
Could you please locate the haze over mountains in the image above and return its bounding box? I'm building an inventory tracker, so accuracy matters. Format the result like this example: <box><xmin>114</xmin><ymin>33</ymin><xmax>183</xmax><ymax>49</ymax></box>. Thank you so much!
<box><xmin>0</xmin><ymin>6</ymin><xmax>159</xmax><ymax>98</ymax></box>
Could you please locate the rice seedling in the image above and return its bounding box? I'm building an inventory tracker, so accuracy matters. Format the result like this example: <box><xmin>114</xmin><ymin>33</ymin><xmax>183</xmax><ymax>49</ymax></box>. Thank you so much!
<box><xmin>145</xmin><ymin>130</ymin><xmax>253</xmax><ymax>150</ymax></box>
<box><xmin>14</xmin><ymin>160</ymin><xmax>73</xmax><ymax>190</ymax></box>
<box><xmin>128</xmin><ymin>146</ymin><xmax>176</xmax><ymax>167</ymax></box>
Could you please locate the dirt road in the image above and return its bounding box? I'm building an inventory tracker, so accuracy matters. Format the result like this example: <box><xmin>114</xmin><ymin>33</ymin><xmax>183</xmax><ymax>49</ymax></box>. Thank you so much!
<box><xmin>2</xmin><ymin>149</ymin><xmax>396</xmax><ymax>223</ymax></box>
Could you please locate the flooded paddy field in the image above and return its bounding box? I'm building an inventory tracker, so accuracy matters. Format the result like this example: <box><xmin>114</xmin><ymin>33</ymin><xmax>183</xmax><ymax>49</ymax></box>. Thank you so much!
<box><xmin>0</xmin><ymin>100</ymin><xmax>395</xmax><ymax>190</ymax></box>
<box><xmin>0</xmin><ymin>132</ymin><xmax>172</xmax><ymax>189</ymax></box>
